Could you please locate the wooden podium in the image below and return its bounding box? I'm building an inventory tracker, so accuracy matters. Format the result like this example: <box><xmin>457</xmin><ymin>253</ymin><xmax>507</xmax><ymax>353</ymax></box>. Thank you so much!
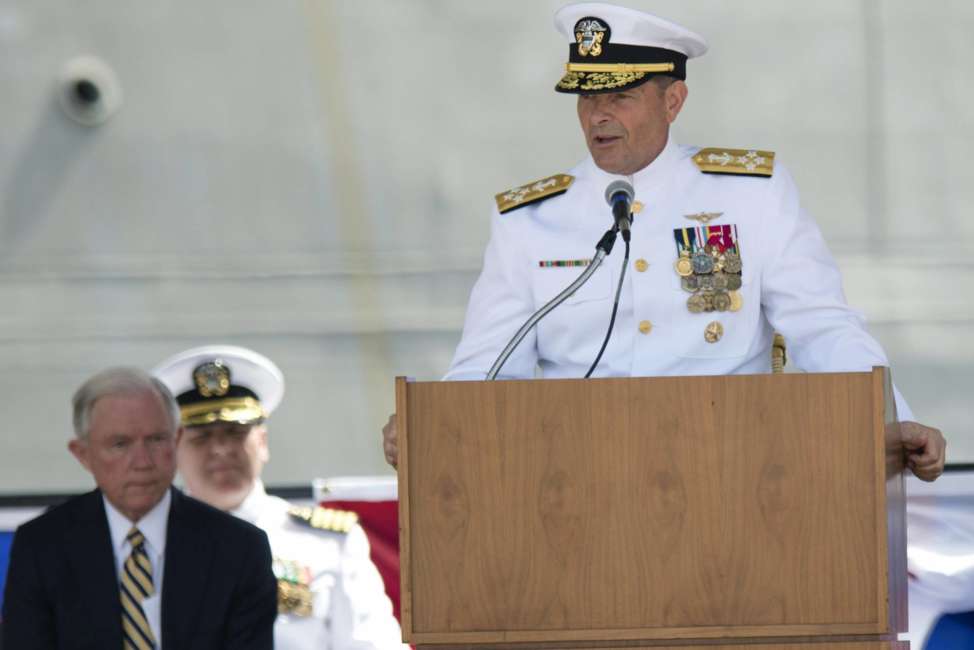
<box><xmin>395</xmin><ymin>369</ymin><xmax>908</xmax><ymax>650</ymax></box>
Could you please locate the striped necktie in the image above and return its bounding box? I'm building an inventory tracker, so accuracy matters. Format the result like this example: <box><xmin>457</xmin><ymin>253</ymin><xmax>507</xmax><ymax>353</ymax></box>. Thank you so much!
<box><xmin>120</xmin><ymin>527</ymin><xmax>156</xmax><ymax>650</ymax></box>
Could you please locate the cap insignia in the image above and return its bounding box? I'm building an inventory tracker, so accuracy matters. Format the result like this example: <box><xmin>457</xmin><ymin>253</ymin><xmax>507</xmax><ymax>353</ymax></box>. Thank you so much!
<box><xmin>693</xmin><ymin>148</ymin><xmax>775</xmax><ymax>177</ymax></box>
<box><xmin>495</xmin><ymin>174</ymin><xmax>574</xmax><ymax>214</ymax></box>
<box><xmin>193</xmin><ymin>361</ymin><xmax>231</xmax><ymax>397</ymax></box>
<box><xmin>287</xmin><ymin>505</ymin><xmax>358</xmax><ymax>534</ymax></box>
<box><xmin>574</xmin><ymin>18</ymin><xmax>609</xmax><ymax>57</ymax></box>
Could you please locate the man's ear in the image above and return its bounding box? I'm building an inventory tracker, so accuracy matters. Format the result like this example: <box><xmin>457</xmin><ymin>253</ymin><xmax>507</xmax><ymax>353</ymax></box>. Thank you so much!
<box><xmin>257</xmin><ymin>425</ymin><xmax>270</xmax><ymax>464</ymax></box>
<box><xmin>174</xmin><ymin>425</ymin><xmax>184</xmax><ymax>447</ymax></box>
<box><xmin>68</xmin><ymin>438</ymin><xmax>92</xmax><ymax>473</ymax></box>
<box><xmin>664</xmin><ymin>80</ymin><xmax>688</xmax><ymax>123</ymax></box>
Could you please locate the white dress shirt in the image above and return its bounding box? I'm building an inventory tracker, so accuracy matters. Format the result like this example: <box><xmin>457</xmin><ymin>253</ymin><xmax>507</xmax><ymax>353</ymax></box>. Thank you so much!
<box><xmin>103</xmin><ymin>489</ymin><xmax>171</xmax><ymax>647</ymax></box>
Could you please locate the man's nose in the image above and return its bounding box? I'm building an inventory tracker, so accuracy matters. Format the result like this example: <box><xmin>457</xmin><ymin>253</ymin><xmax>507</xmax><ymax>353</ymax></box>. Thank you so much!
<box><xmin>211</xmin><ymin>433</ymin><xmax>234</xmax><ymax>453</ymax></box>
<box><xmin>588</xmin><ymin>98</ymin><xmax>613</xmax><ymax>124</ymax></box>
<box><xmin>130</xmin><ymin>440</ymin><xmax>154</xmax><ymax>467</ymax></box>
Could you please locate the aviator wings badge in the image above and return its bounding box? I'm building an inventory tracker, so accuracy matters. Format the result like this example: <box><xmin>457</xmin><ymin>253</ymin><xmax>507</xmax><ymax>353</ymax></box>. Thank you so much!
<box><xmin>684</xmin><ymin>212</ymin><xmax>724</xmax><ymax>224</ymax></box>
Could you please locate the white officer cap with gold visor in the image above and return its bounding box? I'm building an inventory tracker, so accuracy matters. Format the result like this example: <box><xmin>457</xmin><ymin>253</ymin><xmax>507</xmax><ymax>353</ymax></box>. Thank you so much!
<box><xmin>152</xmin><ymin>345</ymin><xmax>284</xmax><ymax>427</ymax></box>
<box><xmin>554</xmin><ymin>2</ymin><xmax>708</xmax><ymax>94</ymax></box>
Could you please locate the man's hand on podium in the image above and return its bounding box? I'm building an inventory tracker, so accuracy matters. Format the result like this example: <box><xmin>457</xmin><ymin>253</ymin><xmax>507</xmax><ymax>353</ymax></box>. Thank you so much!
<box><xmin>901</xmin><ymin>421</ymin><xmax>946</xmax><ymax>482</ymax></box>
<box><xmin>382</xmin><ymin>414</ymin><xmax>398</xmax><ymax>469</ymax></box>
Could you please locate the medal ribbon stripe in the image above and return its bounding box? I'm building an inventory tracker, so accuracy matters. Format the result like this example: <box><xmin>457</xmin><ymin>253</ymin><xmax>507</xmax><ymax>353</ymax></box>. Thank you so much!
<box><xmin>673</xmin><ymin>228</ymin><xmax>697</xmax><ymax>256</ymax></box>
<box><xmin>121</xmin><ymin>527</ymin><xmax>156</xmax><ymax>649</ymax></box>
<box><xmin>538</xmin><ymin>259</ymin><xmax>591</xmax><ymax>268</ymax></box>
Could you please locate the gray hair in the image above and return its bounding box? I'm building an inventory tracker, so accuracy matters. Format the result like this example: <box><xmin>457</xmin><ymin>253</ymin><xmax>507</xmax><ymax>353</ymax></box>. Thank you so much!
<box><xmin>72</xmin><ymin>367</ymin><xmax>180</xmax><ymax>439</ymax></box>
<box><xmin>649</xmin><ymin>75</ymin><xmax>678</xmax><ymax>93</ymax></box>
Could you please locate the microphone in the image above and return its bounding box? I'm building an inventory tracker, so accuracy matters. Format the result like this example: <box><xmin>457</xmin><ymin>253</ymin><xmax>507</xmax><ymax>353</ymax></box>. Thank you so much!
<box><xmin>604</xmin><ymin>180</ymin><xmax>635</xmax><ymax>242</ymax></box>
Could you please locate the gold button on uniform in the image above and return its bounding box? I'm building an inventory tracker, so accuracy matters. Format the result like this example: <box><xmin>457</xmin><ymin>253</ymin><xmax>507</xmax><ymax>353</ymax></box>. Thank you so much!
<box><xmin>634</xmin><ymin>258</ymin><xmax>649</xmax><ymax>272</ymax></box>
<box><xmin>631</xmin><ymin>201</ymin><xmax>644</xmax><ymax>214</ymax></box>
<box><xmin>638</xmin><ymin>320</ymin><xmax>653</xmax><ymax>335</ymax></box>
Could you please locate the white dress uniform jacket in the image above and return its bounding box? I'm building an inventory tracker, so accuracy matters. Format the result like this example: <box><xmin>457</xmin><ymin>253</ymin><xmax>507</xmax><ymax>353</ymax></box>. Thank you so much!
<box><xmin>905</xmin><ymin>474</ymin><xmax>974</xmax><ymax>646</ymax></box>
<box><xmin>445</xmin><ymin>137</ymin><xmax>913</xmax><ymax>420</ymax></box>
<box><xmin>232</xmin><ymin>482</ymin><xmax>406</xmax><ymax>650</ymax></box>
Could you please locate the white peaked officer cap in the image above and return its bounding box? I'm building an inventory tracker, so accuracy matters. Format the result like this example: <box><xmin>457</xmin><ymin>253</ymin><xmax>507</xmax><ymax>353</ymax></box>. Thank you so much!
<box><xmin>152</xmin><ymin>345</ymin><xmax>284</xmax><ymax>427</ymax></box>
<box><xmin>554</xmin><ymin>2</ymin><xmax>708</xmax><ymax>94</ymax></box>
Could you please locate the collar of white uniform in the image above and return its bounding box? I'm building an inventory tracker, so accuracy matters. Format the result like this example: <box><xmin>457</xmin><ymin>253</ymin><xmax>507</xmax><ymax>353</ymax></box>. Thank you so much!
<box><xmin>586</xmin><ymin>134</ymin><xmax>681</xmax><ymax>197</ymax></box>
<box><xmin>230</xmin><ymin>479</ymin><xmax>268</xmax><ymax>524</ymax></box>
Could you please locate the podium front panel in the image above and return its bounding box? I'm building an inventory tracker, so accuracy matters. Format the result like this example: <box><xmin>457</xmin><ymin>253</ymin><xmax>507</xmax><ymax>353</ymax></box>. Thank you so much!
<box><xmin>397</xmin><ymin>371</ymin><xmax>905</xmax><ymax>645</ymax></box>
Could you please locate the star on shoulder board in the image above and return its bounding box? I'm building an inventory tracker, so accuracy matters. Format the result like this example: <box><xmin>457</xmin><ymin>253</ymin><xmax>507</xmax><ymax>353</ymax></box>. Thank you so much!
<box><xmin>693</xmin><ymin>147</ymin><xmax>775</xmax><ymax>177</ymax></box>
<box><xmin>495</xmin><ymin>173</ymin><xmax>574</xmax><ymax>214</ymax></box>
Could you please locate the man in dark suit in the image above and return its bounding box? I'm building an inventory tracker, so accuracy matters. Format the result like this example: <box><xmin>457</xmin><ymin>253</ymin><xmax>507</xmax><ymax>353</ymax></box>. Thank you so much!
<box><xmin>1</xmin><ymin>367</ymin><xmax>277</xmax><ymax>650</ymax></box>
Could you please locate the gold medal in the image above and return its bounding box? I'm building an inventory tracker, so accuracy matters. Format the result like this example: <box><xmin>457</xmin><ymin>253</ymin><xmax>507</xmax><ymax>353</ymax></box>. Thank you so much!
<box><xmin>704</xmin><ymin>321</ymin><xmax>724</xmax><ymax>343</ymax></box>
<box><xmin>723</xmin><ymin>252</ymin><xmax>742</xmax><ymax>274</ymax></box>
<box><xmin>729</xmin><ymin>290</ymin><xmax>743</xmax><ymax>312</ymax></box>
<box><xmin>713</xmin><ymin>291</ymin><xmax>731</xmax><ymax>312</ymax></box>
<box><xmin>691</xmin><ymin>251</ymin><xmax>714</xmax><ymax>275</ymax></box>
<box><xmin>701</xmin><ymin>291</ymin><xmax>715</xmax><ymax>312</ymax></box>
<box><xmin>687</xmin><ymin>293</ymin><xmax>707</xmax><ymax>313</ymax></box>
<box><xmin>675</xmin><ymin>257</ymin><xmax>693</xmax><ymax>277</ymax></box>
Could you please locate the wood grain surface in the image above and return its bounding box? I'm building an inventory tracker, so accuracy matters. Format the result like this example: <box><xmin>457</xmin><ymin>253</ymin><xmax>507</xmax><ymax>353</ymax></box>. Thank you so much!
<box><xmin>398</xmin><ymin>371</ymin><xmax>904</xmax><ymax>644</ymax></box>
<box><xmin>418</xmin><ymin>642</ymin><xmax>908</xmax><ymax>650</ymax></box>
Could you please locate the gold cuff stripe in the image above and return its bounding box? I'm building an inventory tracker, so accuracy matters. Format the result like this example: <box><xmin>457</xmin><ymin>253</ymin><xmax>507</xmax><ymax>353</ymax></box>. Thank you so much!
<box><xmin>565</xmin><ymin>62</ymin><xmax>675</xmax><ymax>73</ymax></box>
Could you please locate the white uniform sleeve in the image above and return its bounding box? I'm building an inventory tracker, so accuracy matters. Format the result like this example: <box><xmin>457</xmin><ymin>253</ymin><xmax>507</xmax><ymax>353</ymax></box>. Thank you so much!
<box><xmin>444</xmin><ymin>204</ymin><xmax>538</xmax><ymax>380</ymax></box>
<box><xmin>330</xmin><ymin>525</ymin><xmax>406</xmax><ymax>650</ymax></box>
<box><xmin>757</xmin><ymin>165</ymin><xmax>914</xmax><ymax>421</ymax></box>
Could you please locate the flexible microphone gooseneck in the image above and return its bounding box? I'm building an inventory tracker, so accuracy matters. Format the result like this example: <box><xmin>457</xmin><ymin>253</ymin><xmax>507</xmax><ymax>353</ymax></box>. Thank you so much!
<box><xmin>486</xmin><ymin>228</ymin><xmax>617</xmax><ymax>380</ymax></box>
<box><xmin>605</xmin><ymin>180</ymin><xmax>635</xmax><ymax>242</ymax></box>
<box><xmin>485</xmin><ymin>181</ymin><xmax>637</xmax><ymax>380</ymax></box>
<box><xmin>584</xmin><ymin>236</ymin><xmax>629</xmax><ymax>378</ymax></box>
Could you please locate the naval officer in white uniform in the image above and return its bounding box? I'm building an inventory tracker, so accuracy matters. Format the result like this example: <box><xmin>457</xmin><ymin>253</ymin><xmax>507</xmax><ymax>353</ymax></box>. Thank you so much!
<box><xmin>155</xmin><ymin>346</ymin><xmax>406</xmax><ymax>650</ymax></box>
<box><xmin>382</xmin><ymin>2</ymin><xmax>945</xmax><ymax>481</ymax></box>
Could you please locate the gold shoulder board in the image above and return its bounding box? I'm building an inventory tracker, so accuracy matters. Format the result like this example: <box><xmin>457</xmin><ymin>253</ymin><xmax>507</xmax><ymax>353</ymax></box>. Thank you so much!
<box><xmin>495</xmin><ymin>174</ymin><xmax>574</xmax><ymax>214</ymax></box>
<box><xmin>693</xmin><ymin>148</ymin><xmax>774</xmax><ymax>177</ymax></box>
<box><xmin>287</xmin><ymin>505</ymin><xmax>358</xmax><ymax>534</ymax></box>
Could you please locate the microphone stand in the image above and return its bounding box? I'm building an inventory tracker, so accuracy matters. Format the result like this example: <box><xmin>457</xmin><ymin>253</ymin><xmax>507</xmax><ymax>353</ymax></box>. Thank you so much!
<box><xmin>486</xmin><ymin>228</ymin><xmax>618</xmax><ymax>381</ymax></box>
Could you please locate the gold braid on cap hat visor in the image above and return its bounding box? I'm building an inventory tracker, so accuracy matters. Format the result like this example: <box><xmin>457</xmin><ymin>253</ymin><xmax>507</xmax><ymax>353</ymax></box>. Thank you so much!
<box><xmin>180</xmin><ymin>397</ymin><xmax>267</xmax><ymax>426</ymax></box>
<box><xmin>565</xmin><ymin>62</ymin><xmax>675</xmax><ymax>73</ymax></box>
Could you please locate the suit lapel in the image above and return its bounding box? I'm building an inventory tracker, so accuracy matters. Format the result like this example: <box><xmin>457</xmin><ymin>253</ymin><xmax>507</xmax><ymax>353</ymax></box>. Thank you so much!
<box><xmin>66</xmin><ymin>490</ymin><xmax>124</xmax><ymax>648</ymax></box>
<box><xmin>161</xmin><ymin>488</ymin><xmax>213</xmax><ymax>649</ymax></box>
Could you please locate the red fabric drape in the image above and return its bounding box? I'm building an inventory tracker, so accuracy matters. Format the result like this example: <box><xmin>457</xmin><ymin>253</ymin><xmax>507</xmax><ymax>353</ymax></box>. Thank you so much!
<box><xmin>323</xmin><ymin>499</ymin><xmax>400</xmax><ymax>622</ymax></box>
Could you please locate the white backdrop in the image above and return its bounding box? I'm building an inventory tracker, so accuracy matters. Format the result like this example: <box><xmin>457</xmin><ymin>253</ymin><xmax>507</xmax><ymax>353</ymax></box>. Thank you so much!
<box><xmin>0</xmin><ymin>1</ymin><xmax>971</xmax><ymax>492</ymax></box>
